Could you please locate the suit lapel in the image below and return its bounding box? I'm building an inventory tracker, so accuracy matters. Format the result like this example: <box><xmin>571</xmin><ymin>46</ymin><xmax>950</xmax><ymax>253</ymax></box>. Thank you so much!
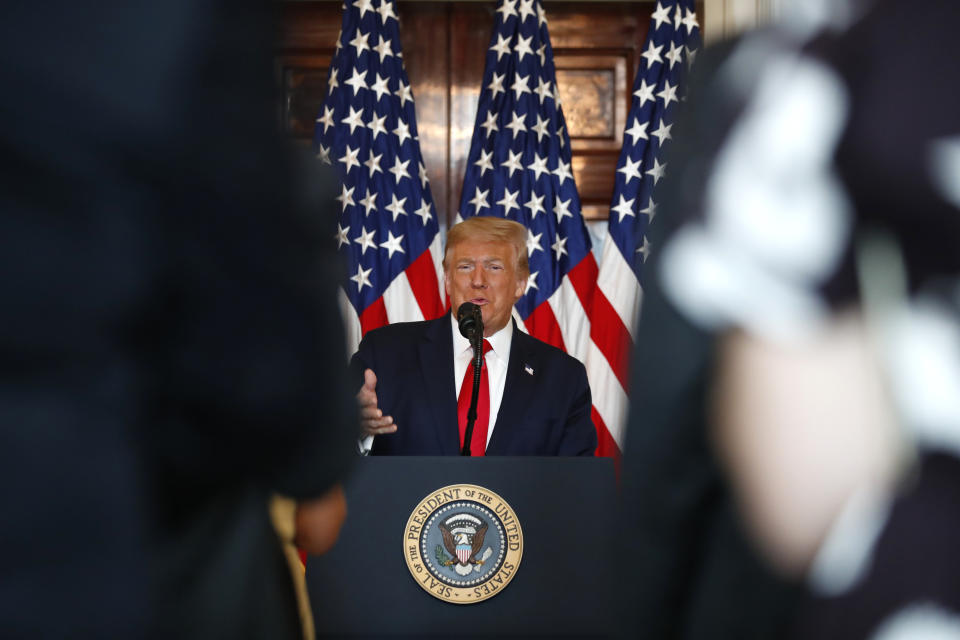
<box><xmin>418</xmin><ymin>315</ymin><xmax>460</xmax><ymax>455</ymax></box>
<box><xmin>485</xmin><ymin>323</ymin><xmax>535</xmax><ymax>455</ymax></box>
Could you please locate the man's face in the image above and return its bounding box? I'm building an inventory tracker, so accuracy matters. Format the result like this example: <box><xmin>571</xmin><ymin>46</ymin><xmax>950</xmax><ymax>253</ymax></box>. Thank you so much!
<box><xmin>444</xmin><ymin>239</ymin><xmax>526</xmax><ymax>336</ymax></box>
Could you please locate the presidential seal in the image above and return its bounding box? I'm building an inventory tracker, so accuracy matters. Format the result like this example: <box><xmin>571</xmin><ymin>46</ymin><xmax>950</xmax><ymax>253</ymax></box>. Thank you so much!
<box><xmin>403</xmin><ymin>484</ymin><xmax>523</xmax><ymax>604</ymax></box>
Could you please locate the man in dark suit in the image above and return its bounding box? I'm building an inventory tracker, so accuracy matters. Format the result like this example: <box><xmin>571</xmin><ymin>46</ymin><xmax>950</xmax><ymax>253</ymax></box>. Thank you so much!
<box><xmin>352</xmin><ymin>216</ymin><xmax>596</xmax><ymax>456</ymax></box>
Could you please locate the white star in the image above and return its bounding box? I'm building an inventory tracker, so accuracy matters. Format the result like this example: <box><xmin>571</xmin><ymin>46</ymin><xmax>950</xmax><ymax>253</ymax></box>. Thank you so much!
<box><xmin>328</xmin><ymin>68</ymin><xmax>339</xmax><ymax>92</ymax></box>
<box><xmin>380</xmin><ymin>231</ymin><xmax>405</xmax><ymax>258</ymax></box>
<box><xmin>529</xmin><ymin>153</ymin><xmax>550</xmax><ymax>181</ymax></box>
<box><xmin>552</xmin><ymin>235</ymin><xmax>568</xmax><ymax>260</ymax></box>
<box><xmin>349</xmin><ymin>30</ymin><xmax>370</xmax><ymax>57</ymax></box>
<box><xmin>418</xmin><ymin>162</ymin><xmax>430</xmax><ymax>188</ymax></box>
<box><xmin>537</xmin><ymin>43</ymin><xmax>547</xmax><ymax>67</ymax></box>
<box><xmin>395</xmin><ymin>81</ymin><xmax>413</xmax><ymax>108</ymax></box>
<box><xmin>414</xmin><ymin>200</ymin><xmax>433</xmax><ymax>225</ymax></box>
<box><xmin>657</xmin><ymin>80</ymin><xmax>678</xmax><ymax>108</ymax></box>
<box><xmin>554</xmin><ymin>197</ymin><xmax>572</xmax><ymax>223</ymax></box>
<box><xmin>646</xmin><ymin>158</ymin><xmax>667</xmax><ymax>184</ymax></box>
<box><xmin>367</xmin><ymin>113</ymin><xmax>388</xmax><ymax>139</ymax></box>
<box><xmin>480</xmin><ymin>110</ymin><xmax>499</xmax><ymax>138</ymax></box>
<box><xmin>525</xmin><ymin>192</ymin><xmax>545</xmax><ymax>218</ymax></box>
<box><xmin>617</xmin><ymin>156</ymin><xmax>643</xmax><ymax>183</ymax></box>
<box><xmin>637</xmin><ymin>235</ymin><xmax>651</xmax><ymax>261</ymax></box>
<box><xmin>377</xmin><ymin>0</ymin><xmax>397</xmax><ymax>23</ymax></box>
<box><xmin>392</xmin><ymin>120</ymin><xmax>412</xmax><ymax>145</ymax></box>
<box><xmin>511</xmin><ymin>73</ymin><xmax>531</xmax><ymax>100</ymax></box>
<box><xmin>640</xmin><ymin>41</ymin><xmax>663</xmax><ymax>67</ymax></box>
<box><xmin>341</xmin><ymin>106</ymin><xmax>365</xmax><ymax>134</ymax></box>
<box><xmin>359</xmin><ymin>190</ymin><xmax>378</xmax><ymax>216</ymax></box>
<box><xmin>501</xmin><ymin>149</ymin><xmax>524</xmax><ymax>177</ymax></box>
<box><xmin>340</xmin><ymin>145</ymin><xmax>361</xmax><ymax>173</ymax></box>
<box><xmin>350</xmin><ymin>264</ymin><xmax>373</xmax><ymax>291</ymax></box>
<box><xmin>335</xmin><ymin>223</ymin><xmax>350</xmax><ymax>249</ymax></box>
<box><xmin>490</xmin><ymin>33</ymin><xmax>512</xmax><ymax>61</ymax></box>
<box><xmin>514</xmin><ymin>34</ymin><xmax>534</xmax><ymax>62</ymax></box>
<box><xmin>517</xmin><ymin>0</ymin><xmax>536</xmax><ymax>23</ymax></box>
<box><xmin>665</xmin><ymin>41</ymin><xmax>684</xmax><ymax>69</ymax></box>
<box><xmin>687</xmin><ymin>46</ymin><xmax>699</xmax><ymax>68</ymax></box>
<box><xmin>537</xmin><ymin>2</ymin><xmax>547</xmax><ymax>27</ymax></box>
<box><xmin>344</xmin><ymin>68</ymin><xmax>367</xmax><ymax>95</ymax></box>
<box><xmin>363</xmin><ymin>150</ymin><xmax>382</xmax><ymax>176</ymax></box>
<box><xmin>525</xmin><ymin>270</ymin><xmax>539</xmax><ymax>294</ymax></box>
<box><xmin>611</xmin><ymin>194</ymin><xmax>636</xmax><ymax>222</ymax></box>
<box><xmin>487</xmin><ymin>72</ymin><xmax>506</xmax><ymax>99</ymax></box>
<box><xmin>474</xmin><ymin>149</ymin><xmax>494</xmax><ymax>176</ymax></box>
<box><xmin>354</xmin><ymin>227</ymin><xmax>377</xmax><ymax>255</ymax></box>
<box><xmin>673</xmin><ymin>4</ymin><xmax>683</xmax><ymax>29</ymax></box>
<box><xmin>506</xmin><ymin>111</ymin><xmax>527</xmax><ymax>138</ymax></box>
<box><xmin>336</xmin><ymin>184</ymin><xmax>355</xmax><ymax>211</ymax></box>
<box><xmin>334</xmin><ymin>30</ymin><xmax>343</xmax><ymax>55</ymax></box>
<box><xmin>652</xmin><ymin>118</ymin><xmax>673</xmax><ymax>145</ymax></box>
<box><xmin>553</xmin><ymin>159</ymin><xmax>573</xmax><ymax>186</ymax></box>
<box><xmin>370</xmin><ymin>74</ymin><xmax>391</xmax><ymax>101</ymax></box>
<box><xmin>496</xmin><ymin>0</ymin><xmax>517</xmax><ymax>23</ymax></box>
<box><xmin>316</xmin><ymin>143</ymin><xmax>331</xmax><ymax>165</ymax></box>
<box><xmin>497</xmin><ymin>188</ymin><xmax>520</xmax><ymax>216</ymax></box>
<box><xmin>469</xmin><ymin>187</ymin><xmax>490</xmax><ymax>213</ymax></box>
<box><xmin>373</xmin><ymin>35</ymin><xmax>394</xmax><ymax>61</ymax></box>
<box><xmin>624</xmin><ymin>118</ymin><xmax>649</xmax><ymax>145</ymax></box>
<box><xmin>385</xmin><ymin>193</ymin><xmax>408</xmax><ymax>221</ymax></box>
<box><xmin>353</xmin><ymin>0</ymin><xmax>374</xmax><ymax>17</ymax></box>
<box><xmin>682</xmin><ymin>8</ymin><xmax>700</xmax><ymax>33</ymax></box>
<box><xmin>388</xmin><ymin>156</ymin><xmax>411</xmax><ymax>182</ymax></box>
<box><xmin>534</xmin><ymin>77</ymin><xmax>553</xmax><ymax>103</ymax></box>
<box><xmin>651</xmin><ymin>1</ymin><xmax>671</xmax><ymax>30</ymax></box>
<box><xmin>531</xmin><ymin>115</ymin><xmax>551</xmax><ymax>143</ymax></box>
<box><xmin>558</xmin><ymin>124</ymin><xmax>567</xmax><ymax>148</ymax></box>
<box><xmin>641</xmin><ymin>197</ymin><xmax>657</xmax><ymax>221</ymax></box>
<box><xmin>634</xmin><ymin>78</ymin><xmax>656</xmax><ymax>107</ymax></box>
<box><xmin>526</xmin><ymin>229</ymin><xmax>543</xmax><ymax>256</ymax></box>
<box><xmin>316</xmin><ymin>105</ymin><xmax>335</xmax><ymax>133</ymax></box>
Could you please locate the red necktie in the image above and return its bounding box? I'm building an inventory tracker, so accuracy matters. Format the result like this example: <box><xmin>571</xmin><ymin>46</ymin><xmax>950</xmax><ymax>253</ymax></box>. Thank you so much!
<box><xmin>457</xmin><ymin>339</ymin><xmax>493</xmax><ymax>456</ymax></box>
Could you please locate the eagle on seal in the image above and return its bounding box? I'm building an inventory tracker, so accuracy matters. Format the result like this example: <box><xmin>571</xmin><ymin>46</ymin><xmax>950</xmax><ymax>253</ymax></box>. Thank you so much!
<box><xmin>439</xmin><ymin>519</ymin><xmax>488</xmax><ymax>567</ymax></box>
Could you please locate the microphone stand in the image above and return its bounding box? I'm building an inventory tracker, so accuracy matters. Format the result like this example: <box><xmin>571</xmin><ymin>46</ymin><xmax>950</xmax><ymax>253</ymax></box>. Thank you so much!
<box><xmin>461</xmin><ymin>330</ymin><xmax>484</xmax><ymax>456</ymax></box>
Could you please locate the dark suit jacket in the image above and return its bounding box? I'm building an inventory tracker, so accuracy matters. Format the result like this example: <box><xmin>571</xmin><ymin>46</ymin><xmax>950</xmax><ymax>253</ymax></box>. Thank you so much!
<box><xmin>351</xmin><ymin>315</ymin><xmax>597</xmax><ymax>456</ymax></box>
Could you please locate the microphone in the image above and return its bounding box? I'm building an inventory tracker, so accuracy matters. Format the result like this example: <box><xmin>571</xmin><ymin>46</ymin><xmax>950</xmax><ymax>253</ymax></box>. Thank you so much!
<box><xmin>457</xmin><ymin>302</ymin><xmax>484</xmax><ymax>341</ymax></box>
<box><xmin>457</xmin><ymin>302</ymin><xmax>484</xmax><ymax>455</ymax></box>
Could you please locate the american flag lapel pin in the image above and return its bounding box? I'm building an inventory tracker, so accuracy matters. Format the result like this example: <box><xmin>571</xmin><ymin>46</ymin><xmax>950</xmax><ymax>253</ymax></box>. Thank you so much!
<box><xmin>524</xmin><ymin>364</ymin><xmax>534</xmax><ymax>376</ymax></box>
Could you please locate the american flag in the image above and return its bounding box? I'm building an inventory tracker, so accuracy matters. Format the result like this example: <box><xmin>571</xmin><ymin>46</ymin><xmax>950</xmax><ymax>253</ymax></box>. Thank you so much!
<box><xmin>315</xmin><ymin>0</ymin><xmax>446</xmax><ymax>353</ymax></box>
<box><xmin>589</xmin><ymin>0</ymin><xmax>701</xmax><ymax>453</ymax></box>
<box><xmin>458</xmin><ymin>0</ymin><xmax>614</xmax><ymax>453</ymax></box>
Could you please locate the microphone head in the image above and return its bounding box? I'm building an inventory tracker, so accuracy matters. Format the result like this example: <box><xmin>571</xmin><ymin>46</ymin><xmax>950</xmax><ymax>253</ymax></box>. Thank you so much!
<box><xmin>456</xmin><ymin>302</ymin><xmax>483</xmax><ymax>340</ymax></box>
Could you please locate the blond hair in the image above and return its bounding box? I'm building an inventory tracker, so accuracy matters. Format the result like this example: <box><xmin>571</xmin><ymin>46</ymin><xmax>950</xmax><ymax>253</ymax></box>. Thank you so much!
<box><xmin>443</xmin><ymin>216</ymin><xmax>529</xmax><ymax>278</ymax></box>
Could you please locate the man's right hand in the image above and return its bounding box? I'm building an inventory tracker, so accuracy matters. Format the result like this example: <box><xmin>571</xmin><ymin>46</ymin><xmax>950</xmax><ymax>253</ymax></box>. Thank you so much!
<box><xmin>357</xmin><ymin>368</ymin><xmax>397</xmax><ymax>437</ymax></box>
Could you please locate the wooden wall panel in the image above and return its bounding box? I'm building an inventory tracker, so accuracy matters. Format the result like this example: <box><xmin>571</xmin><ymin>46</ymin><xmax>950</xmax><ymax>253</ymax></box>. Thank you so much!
<box><xmin>276</xmin><ymin>3</ymin><xmax>341</xmax><ymax>141</ymax></box>
<box><xmin>276</xmin><ymin>1</ymin><xmax>696</xmax><ymax>224</ymax></box>
<box><xmin>399</xmin><ymin>3</ymin><xmax>452</xmax><ymax>219</ymax></box>
<box><xmin>448</xmin><ymin>4</ymin><xmax>493</xmax><ymax>219</ymax></box>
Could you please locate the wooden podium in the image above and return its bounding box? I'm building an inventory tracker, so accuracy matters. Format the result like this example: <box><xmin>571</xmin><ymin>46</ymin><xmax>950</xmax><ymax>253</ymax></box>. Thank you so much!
<box><xmin>306</xmin><ymin>456</ymin><xmax>617</xmax><ymax>638</ymax></box>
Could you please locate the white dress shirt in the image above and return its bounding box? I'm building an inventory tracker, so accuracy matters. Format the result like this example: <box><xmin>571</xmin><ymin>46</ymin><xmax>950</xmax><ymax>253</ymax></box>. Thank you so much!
<box><xmin>451</xmin><ymin>314</ymin><xmax>513</xmax><ymax>448</ymax></box>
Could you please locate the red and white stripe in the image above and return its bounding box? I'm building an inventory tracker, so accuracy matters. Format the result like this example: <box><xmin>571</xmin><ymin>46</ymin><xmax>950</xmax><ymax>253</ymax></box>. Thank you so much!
<box><xmin>586</xmin><ymin>237</ymin><xmax>643</xmax><ymax>456</ymax></box>
<box><xmin>342</xmin><ymin>235</ymin><xmax>446</xmax><ymax>355</ymax></box>
<box><xmin>519</xmin><ymin>252</ymin><xmax>625</xmax><ymax>458</ymax></box>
